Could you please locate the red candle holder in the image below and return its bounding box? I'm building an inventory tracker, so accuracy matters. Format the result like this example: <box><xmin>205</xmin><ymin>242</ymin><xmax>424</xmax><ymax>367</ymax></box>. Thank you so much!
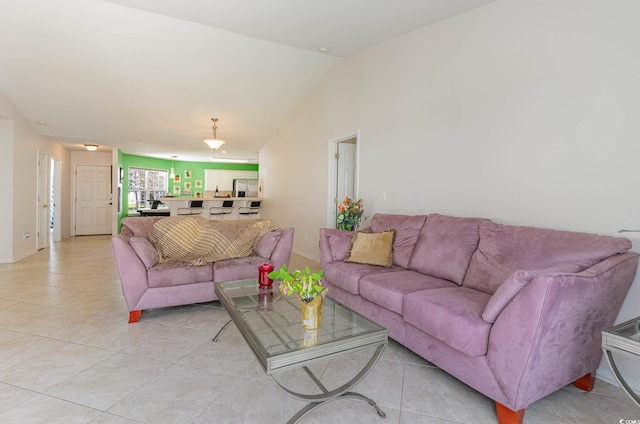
<box><xmin>258</xmin><ymin>263</ymin><xmax>274</xmax><ymax>289</ymax></box>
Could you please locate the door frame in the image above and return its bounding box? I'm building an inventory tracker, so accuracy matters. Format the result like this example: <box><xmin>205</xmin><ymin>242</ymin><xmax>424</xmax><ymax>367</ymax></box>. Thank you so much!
<box><xmin>36</xmin><ymin>150</ymin><xmax>50</xmax><ymax>250</ymax></box>
<box><xmin>327</xmin><ymin>130</ymin><xmax>360</xmax><ymax>228</ymax></box>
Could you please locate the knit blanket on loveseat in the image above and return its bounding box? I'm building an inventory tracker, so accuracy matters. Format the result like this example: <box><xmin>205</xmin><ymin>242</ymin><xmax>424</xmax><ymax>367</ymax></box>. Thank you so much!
<box><xmin>149</xmin><ymin>216</ymin><xmax>279</xmax><ymax>265</ymax></box>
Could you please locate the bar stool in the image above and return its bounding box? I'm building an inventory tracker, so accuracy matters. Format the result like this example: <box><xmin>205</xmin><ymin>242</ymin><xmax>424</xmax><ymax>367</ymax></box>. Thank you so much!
<box><xmin>177</xmin><ymin>200</ymin><xmax>204</xmax><ymax>215</ymax></box>
<box><xmin>238</xmin><ymin>201</ymin><xmax>261</xmax><ymax>218</ymax></box>
<box><xmin>209</xmin><ymin>200</ymin><xmax>234</xmax><ymax>219</ymax></box>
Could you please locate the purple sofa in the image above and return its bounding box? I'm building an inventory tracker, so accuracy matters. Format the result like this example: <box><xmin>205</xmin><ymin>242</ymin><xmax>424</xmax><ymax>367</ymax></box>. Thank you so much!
<box><xmin>112</xmin><ymin>217</ymin><xmax>294</xmax><ymax>323</ymax></box>
<box><xmin>319</xmin><ymin>213</ymin><xmax>638</xmax><ymax>424</ymax></box>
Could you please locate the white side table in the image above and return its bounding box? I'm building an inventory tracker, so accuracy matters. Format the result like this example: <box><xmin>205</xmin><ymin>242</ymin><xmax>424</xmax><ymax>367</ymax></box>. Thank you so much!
<box><xmin>602</xmin><ymin>317</ymin><xmax>640</xmax><ymax>408</ymax></box>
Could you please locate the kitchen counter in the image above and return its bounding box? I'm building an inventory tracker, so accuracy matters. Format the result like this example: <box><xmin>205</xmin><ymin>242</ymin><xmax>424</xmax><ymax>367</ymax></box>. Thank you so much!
<box><xmin>160</xmin><ymin>196</ymin><xmax>262</xmax><ymax>202</ymax></box>
<box><xmin>158</xmin><ymin>197</ymin><xmax>263</xmax><ymax>218</ymax></box>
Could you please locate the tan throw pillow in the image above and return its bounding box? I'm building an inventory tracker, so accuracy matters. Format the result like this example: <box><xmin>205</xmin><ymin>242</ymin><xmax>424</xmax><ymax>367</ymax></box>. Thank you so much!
<box><xmin>344</xmin><ymin>230</ymin><xmax>396</xmax><ymax>267</ymax></box>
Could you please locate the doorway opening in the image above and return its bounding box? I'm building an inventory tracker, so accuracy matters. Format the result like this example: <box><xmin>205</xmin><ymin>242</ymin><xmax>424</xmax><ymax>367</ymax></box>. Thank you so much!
<box><xmin>37</xmin><ymin>151</ymin><xmax>49</xmax><ymax>250</ymax></box>
<box><xmin>327</xmin><ymin>131</ymin><xmax>360</xmax><ymax>229</ymax></box>
<box><xmin>50</xmin><ymin>158</ymin><xmax>62</xmax><ymax>242</ymax></box>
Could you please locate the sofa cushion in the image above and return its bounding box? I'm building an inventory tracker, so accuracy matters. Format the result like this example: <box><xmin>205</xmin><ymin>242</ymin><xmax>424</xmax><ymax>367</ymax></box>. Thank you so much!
<box><xmin>481</xmin><ymin>264</ymin><xmax>583</xmax><ymax>323</ymax></box>
<box><xmin>360</xmin><ymin>271</ymin><xmax>457</xmax><ymax>315</ymax></box>
<box><xmin>324</xmin><ymin>261</ymin><xmax>403</xmax><ymax>295</ymax></box>
<box><xmin>408</xmin><ymin>214</ymin><xmax>486</xmax><ymax>285</ymax></box>
<box><xmin>403</xmin><ymin>287</ymin><xmax>493</xmax><ymax>357</ymax></box>
<box><xmin>213</xmin><ymin>255</ymin><xmax>269</xmax><ymax>283</ymax></box>
<box><xmin>462</xmin><ymin>221</ymin><xmax>632</xmax><ymax>294</ymax></box>
<box><xmin>129</xmin><ymin>236</ymin><xmax>159</xmax><ymax>269</ymax></box>
<box><xmin>147</xmin><ymin>262</ymin><xmax>213</xmax><ymax>288</ymax></box>
<box><xmin>345</xmin><ymin>230</ymin><xmax>396</xmax><ymax>267</ymax></box>
<box><xmin>254</xmin><ymin>229</ymin><xmax>283</xmax><ymax>258</ymax></box>
<box><xmin>369</xmin><ymin>214</ymin><xmax>428</xmax><ymax>268</ymax></box>
<box><xmin>327</xmin><ymin>230</ymin><xmax>354</xmax><ymax>261</ymax></box>
<box><xmin>121</xmin><ymin>216</ymin><xmax>165</xmax><ymax>238</ymax></box>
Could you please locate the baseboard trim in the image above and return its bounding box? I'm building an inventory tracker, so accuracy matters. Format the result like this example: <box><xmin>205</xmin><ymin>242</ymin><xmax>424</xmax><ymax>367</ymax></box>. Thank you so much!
<box><xmin>292</xmin><ymin>248</ymin><xmax>319</xmax><ymax>263</ymax></box>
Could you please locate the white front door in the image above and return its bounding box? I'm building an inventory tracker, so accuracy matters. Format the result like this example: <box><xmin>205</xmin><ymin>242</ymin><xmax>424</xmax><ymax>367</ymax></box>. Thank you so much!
<box><xmin>75</xmin><ymin>165</ymin><xmax>112</xmax><ymax>235</ymax></box>
<box><xmin>37</xmin><ymin>151</ymin><xmax>49</xmax><ymax>250</ymax></box>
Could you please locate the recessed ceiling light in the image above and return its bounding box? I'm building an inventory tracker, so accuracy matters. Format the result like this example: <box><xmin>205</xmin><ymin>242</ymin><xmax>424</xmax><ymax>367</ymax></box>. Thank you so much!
<box><xmin>37</xmin><ymin>120</ymin><xmax>47</xmax><ymax>126</ymax></box>
<box><xmin>318</xmin><ymin>47</ymin><xmax>330</xmax><ymax>54</ymax></box>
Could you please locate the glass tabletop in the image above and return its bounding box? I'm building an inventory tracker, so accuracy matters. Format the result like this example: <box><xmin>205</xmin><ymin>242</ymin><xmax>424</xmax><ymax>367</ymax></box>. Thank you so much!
<box><xmin>607</xmin><ymin>317</ymin><xmax>640</xmax><ymax>343</ymax></box>
<box><xmin>215</xmin><ymin>278</ymin><xmax>388</xmax><ymax>374</ymax></box>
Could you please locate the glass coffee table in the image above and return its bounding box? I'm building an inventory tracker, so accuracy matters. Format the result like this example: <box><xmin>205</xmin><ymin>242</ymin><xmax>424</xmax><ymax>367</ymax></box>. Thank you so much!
<box><xmin>214</xmin><ymin>278</ymin><xmax>388</xmax><ymax>423</ymax></box>
<box><xmin>602</xmin><ymin>316</ymin><xmax>640</xmax><ymax>408</ymax></box>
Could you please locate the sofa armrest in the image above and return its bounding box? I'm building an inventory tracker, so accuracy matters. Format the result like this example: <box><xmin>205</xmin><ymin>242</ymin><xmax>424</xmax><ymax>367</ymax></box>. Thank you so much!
<box><xmin>267</xmin><ymin>227</ymin><xmax>294</xmax><ymax>270</ymax></box>
<box><xmin>319</xmin><ymin>228</ymin><xmax>353</xmax><ymax>268</ymax></box>
<box><xmin>111</xmin><ymin>235</ymin><xmax>151</xmax><ymax>312</ymax></box>
<box><xmin>486</xmin><ymin>251</ymin><xmax>639</xmax><ymax>411</ymax></box>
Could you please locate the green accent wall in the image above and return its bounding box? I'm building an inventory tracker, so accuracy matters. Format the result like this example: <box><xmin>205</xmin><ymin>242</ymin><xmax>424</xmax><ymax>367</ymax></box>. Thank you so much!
<box><xmin>115</xmin><ymin>152</ymin><xmax>258</xmax><ymax>229</ymax></box>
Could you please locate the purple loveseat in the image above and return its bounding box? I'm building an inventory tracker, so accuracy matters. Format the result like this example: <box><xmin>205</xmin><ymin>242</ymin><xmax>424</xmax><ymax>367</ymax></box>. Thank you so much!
<box><xmin>319</xmin><ymin>213</ymin><xmax>638</xmax><ymax>424</ymax></box>
<box><xmin>112</xmin><ymin>217</ymin><xmax>294</xmax><ymax>323</ymax></box>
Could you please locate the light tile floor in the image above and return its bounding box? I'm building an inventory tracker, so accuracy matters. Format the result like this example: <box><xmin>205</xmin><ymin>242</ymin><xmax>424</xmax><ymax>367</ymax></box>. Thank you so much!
<box><xmin>0</xmin><ymin>235</ymin><xmax>638</xmax><ymax>423</ymax></box>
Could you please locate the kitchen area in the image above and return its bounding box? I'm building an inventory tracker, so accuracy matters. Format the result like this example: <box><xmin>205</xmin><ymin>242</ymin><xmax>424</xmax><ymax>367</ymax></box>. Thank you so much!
<box><xmin>155</xmin><ymin>170</ymin><xmax>263</xmax><ymax>219</ymax></box>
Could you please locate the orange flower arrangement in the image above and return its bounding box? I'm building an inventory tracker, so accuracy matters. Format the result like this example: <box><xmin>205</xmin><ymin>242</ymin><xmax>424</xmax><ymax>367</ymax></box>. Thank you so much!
<box><xmin>336</xmin><ymin>196</ymin><xmax>365</xmax><ymax>231</ymax></box>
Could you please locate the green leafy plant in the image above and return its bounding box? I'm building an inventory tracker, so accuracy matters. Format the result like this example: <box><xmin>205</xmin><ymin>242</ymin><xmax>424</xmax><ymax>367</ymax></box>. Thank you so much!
<box><xmin>268</xmin><ymin>265</ymin><xmax>327</xmax><ymax>303</ymax></box>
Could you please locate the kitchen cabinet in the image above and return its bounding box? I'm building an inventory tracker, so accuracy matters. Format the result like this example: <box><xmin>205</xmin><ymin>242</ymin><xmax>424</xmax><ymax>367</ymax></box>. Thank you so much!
<box><xmin>205</xmin><ymin>169</ymin><xmax>257</xmax><ymax>191</ymax></box>
<box><xmin>205</xmin><ymin>170</ymin><xmax>228</xmax><ymax>190</ymax></box>
<box><xmin>218</xmin><ymin>172</ymin><xmax>234</xmax><ymax>191</ymax></box>
<box><xmin>231</xmin><ymin>170</ymin><xmax>258</xmax><ymax>180</ymax></box>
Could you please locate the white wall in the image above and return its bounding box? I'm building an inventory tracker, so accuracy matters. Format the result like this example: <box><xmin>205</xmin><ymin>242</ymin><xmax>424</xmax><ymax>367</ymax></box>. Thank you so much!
<box><xmin>0</xmin><ymin>115</ymin><xmax>15</xmax><ymax>262</ymax></box>
<box><xmin>261</xmin><ymin>0</ymin><xmax>640</xmax><ymax>388</ymax></box>
<box><xmin>0</xmin><ymin>90</ymin><xmax>72</xmax><ymax>261</ymax></box>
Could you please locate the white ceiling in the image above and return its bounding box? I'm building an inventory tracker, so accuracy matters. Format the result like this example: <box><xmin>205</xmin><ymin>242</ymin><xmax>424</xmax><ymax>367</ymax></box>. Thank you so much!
<box><xmin>0</xmin><ymin>0</ymin><xmax>496</xmax><ymax>163</ymax></box>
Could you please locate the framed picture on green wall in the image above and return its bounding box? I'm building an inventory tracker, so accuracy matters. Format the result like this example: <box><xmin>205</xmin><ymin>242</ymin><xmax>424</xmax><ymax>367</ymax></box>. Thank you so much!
<box><xmin>173</xmin><ymin>186</ymin><xmax>181</xmax><ymax>195</ymax></box>
<box><xmin>195</xmin><ymin>180</ymin><xmax>203</xmax><ymax>188</ymax></box>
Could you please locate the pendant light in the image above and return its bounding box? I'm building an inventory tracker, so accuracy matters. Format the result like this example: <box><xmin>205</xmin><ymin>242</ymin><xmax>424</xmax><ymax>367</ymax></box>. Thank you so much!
<box><xmin>203</xmin><ymin>118</ymin><xmax>226</xmax><ymax>150</ymax></box>
<box><xmin>169</xmin><ymin>156</ymin><xmax>177</xmax><ymax>179</ymax></box>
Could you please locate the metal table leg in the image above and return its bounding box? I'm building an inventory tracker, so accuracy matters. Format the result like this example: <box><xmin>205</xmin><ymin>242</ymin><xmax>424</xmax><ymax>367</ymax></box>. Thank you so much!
<box><xmin>603</xmin><ymin>348</ymin><xmax>640</xmax><ymax>408</ymax></box>
<box><xmin>212</xmin><ymin>319</ymin><xmax>234</xmax><ymax>342</ymax></box>
<box><xmin>270</xmin><ymin>344</ymin><xmax>387</xmax><ymax>423</ymax></box>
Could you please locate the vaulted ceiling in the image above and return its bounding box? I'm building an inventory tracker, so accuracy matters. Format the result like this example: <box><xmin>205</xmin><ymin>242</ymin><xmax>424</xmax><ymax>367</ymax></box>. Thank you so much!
<box><xmin>0</xmin><ymin>0</ymin><xmax>496</xmax><ymax>163</ymax></box>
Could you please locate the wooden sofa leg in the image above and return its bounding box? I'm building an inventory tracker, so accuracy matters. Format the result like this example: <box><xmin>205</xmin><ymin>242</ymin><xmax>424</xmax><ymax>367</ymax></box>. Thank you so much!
<box><xmin>128</xmin><ymin>310</ymin><xmax>142</xmax><ymax>323</ymax></box>
<box><xmin>573</xmin><ymin>372</ymin><xmax>595</xmax><ymax>392</ymax></box>
<box><xmin>496</xmin><ymin>402</ymin><xmax>525</xmax><ymax>424</ymax></box>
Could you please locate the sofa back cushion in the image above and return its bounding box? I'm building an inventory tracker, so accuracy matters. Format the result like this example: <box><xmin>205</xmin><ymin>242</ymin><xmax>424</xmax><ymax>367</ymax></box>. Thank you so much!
<box><xmin>254</xmin><ymin>229</ymin><xmax>283</xmax><ymax>258</ymax></box>
<box><xmin>121</xmin><ymin>217</ymin><xmax>165</xmax><ymax>239</ymax></box>
<box><xmin>462</xmin><ymin>221</ymin><xmax>632</xmax><ymax>294</ymax></box>
<box><xmin>129</xmin><ymin>236</ymin><xmax>160</xmax><ymax>269</ymax></box>
<box><xmin>369</xmin><ymin>214</ymin><xmax>427</xmax><ymax>268</ymax></box>
<box><xmin>326</xmin><ymin>229</ymin><xmax>354</xmax><ymax>261</ymax></box>
<box><xmin>407</xmin><ymin>214</ymin><xmax>487</xmax><ymax>285</ymax></box>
